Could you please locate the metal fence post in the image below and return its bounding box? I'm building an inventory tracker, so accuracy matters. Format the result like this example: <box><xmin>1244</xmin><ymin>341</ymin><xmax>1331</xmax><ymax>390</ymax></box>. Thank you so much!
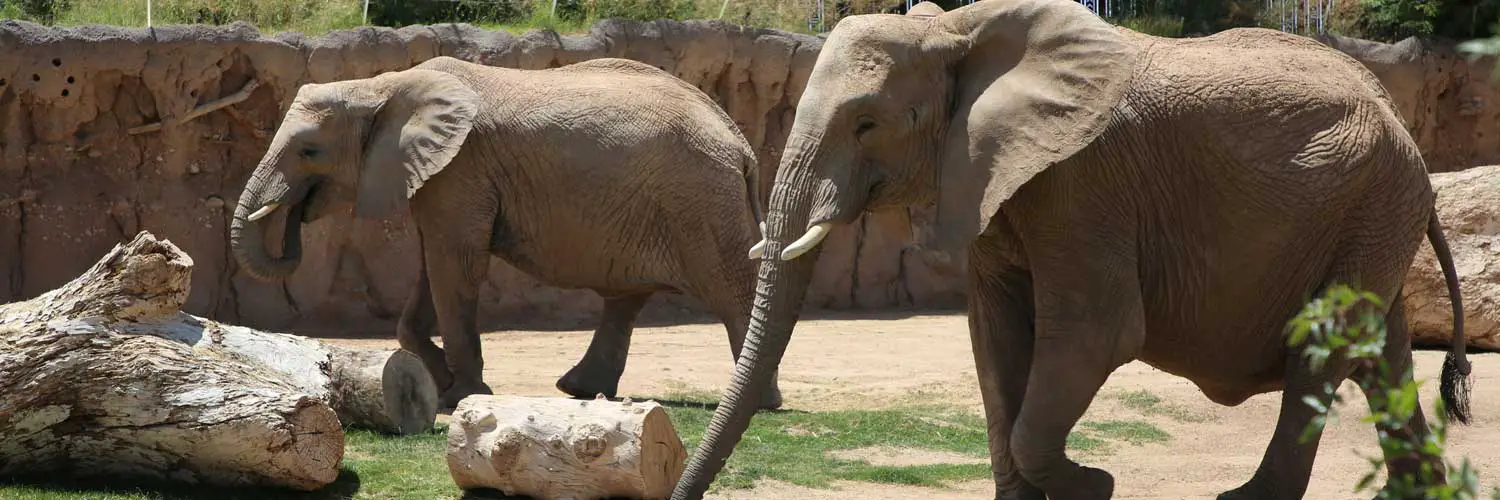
<box><xmin>147</xmin><ymin>0</ymin><xmax>152</xmax><ymax>28</ymax></box>
<box><xmin>363</xmin><ymin>0</ymin><xmax>370</xmax><ymax>24</ymax></box>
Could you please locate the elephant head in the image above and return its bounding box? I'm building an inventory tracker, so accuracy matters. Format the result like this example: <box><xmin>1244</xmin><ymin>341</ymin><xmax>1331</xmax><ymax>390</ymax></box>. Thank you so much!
<box><xmin>673</xmin><ymin>0</ymin><xmax>1139</xmax><ymax>497</ymax></box>
<box><xmin>230</xmin><ymin>69</ymin><xmax>479</xmax><ymax>280</ymax></box>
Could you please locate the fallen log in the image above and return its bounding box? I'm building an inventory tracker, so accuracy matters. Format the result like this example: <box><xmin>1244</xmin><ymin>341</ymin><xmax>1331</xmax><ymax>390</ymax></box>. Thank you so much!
<box><xmin>147</xmin><ymin>318</ymin><xmax>439</xmax><ymax>435</ymax></box>
<box><xmin>446</xmin><ymin>395</ymin><xmax>688</xmax><ymax>500</ymax></box>
<box><xmin>1405</xmin><ymin>164</ymin><xmax>1500</xmax><ymax>351</ymax></box>
<box><xmin>0</xmin><ymin>232</ymin><xmax>343</xmax><ymax>490</ymax></box>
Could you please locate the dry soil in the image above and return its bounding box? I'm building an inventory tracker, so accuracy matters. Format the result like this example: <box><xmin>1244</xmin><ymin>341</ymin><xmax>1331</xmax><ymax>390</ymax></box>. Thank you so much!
<box><xmin>326</xmin><ymin>311</ymin><xmax>1500</xmax><ymax>499</ymax></box>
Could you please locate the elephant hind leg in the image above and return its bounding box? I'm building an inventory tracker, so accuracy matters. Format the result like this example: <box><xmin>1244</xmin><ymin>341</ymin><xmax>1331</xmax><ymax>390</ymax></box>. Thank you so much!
<box><xmin>556</xmin><ymin>291</ymin><xmax>652</xmax><ymax>400</ymax></box>
<box><xmin>1354</xmin><ymin>291</ymin><xmax>1448</xmax><ymax>493</ymax></box>
<box><xmin>1218</xmin><ymin>340</ymin><xmax>1349</xmax><ymax>500</ymax></box>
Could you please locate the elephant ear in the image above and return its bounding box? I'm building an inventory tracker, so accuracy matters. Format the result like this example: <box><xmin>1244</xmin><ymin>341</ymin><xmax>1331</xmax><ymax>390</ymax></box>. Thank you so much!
<box><xmin>922</xmin><ymin>0</ymin><xmax>1139</xmax><ymax>267</ymax></box>
<box><xmin>356</xmin><ymin>69</ymin><xmax>480</xmax><ymax>220</ymax></box>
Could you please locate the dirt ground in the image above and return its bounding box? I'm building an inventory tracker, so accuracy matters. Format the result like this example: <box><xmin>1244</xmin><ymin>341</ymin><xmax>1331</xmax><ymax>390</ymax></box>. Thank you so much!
<box><xmin>327</xmin><ymin>311</ymin><xmax>1500</xmax><ymax>499</ymax></box>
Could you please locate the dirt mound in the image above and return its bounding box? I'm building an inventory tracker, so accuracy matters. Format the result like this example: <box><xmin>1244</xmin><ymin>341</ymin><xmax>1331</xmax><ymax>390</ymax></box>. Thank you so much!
<box><xmin>0</xmin><ymin>20</ymin><xmax>1495</xmax><ymax>340</ymax></box>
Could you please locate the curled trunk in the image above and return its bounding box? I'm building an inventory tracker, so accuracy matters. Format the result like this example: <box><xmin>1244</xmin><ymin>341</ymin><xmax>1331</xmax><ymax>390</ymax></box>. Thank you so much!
<box><xmin>229</xmin><ymin>160</ymin><xmax>304</xmax><ymax>280</ymax></box>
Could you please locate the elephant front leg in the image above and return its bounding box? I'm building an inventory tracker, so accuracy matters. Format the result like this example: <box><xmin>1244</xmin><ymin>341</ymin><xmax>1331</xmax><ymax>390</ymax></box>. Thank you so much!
<box><xmin>556</xmin><ymin>292</ymin><xmax>652</xmax><ymax>400</ymax></box>
<box><xmin>425</xmin><ymin>240</ymin><xmax>494</xmax><ymax>409</ymax></box>
<box><xmin>1009</xmin><ymin>249</ymin><xmax>1146</xmax><ymax>499</ymax></box>
<box><xmin>968</xmin><ymin>257</ymin><xmax>1042</xmax><ymax>500</ymax></box>
<box><xmin>398</xmin><ymin>264</ymin><xmax>453</xmax><ymax>392</ymax></box>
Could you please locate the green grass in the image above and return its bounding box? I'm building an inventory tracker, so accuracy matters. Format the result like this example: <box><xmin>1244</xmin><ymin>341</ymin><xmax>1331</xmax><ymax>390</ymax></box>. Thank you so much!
<box><xmin>4</xmin><ymin>0</ymin><xmax>366</xmax><ymax>36</ymax></box>
<box><xmin>1114</xmin><ymin>388</ymin><xmax>1214</xmax><ymax>423</ymax></box>
<box><xmin>0</xmin><ymin>393</ymin><xmax>1172</xmax><ymax>499</ymax></box>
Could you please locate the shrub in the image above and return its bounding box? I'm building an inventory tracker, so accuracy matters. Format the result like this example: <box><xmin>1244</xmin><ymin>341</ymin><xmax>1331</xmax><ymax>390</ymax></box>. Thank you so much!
<box><xmin>1288</xmin><ymin>285</ymin><xmax>1495</xmax><ymax>499</ymax></box>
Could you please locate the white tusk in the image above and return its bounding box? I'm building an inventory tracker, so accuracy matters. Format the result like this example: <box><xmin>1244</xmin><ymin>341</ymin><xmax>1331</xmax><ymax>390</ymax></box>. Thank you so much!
<box><xmin>779</xmin><ymin>223</ymin><xmax>832</xmax><ymax>261</ymax></box>
<box><xmin>759</xmin><ymin>221</ymin><xmax>766</xmax><ymax>237</ymax></box>
<box><xmin>247</xmin><ymin>203</ymin><xmax>281</xmax><ymax>222</ymax></box>
<box><xmin>747</xmin><ymin>239</ymin><xmax>768</xmax><ymax>259</ymax></box>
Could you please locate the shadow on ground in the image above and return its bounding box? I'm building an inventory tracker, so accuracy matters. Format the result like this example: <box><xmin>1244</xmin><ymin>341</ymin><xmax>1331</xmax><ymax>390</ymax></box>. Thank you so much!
<box><xmin>292</xmin><ymin>307</ymin><xmax>966</xmax><ymax>339</ymax></box>
<box><xmin>0</xmin><ymin>468</ymin><xmax>363</xmax><ymax>499</ymax></box>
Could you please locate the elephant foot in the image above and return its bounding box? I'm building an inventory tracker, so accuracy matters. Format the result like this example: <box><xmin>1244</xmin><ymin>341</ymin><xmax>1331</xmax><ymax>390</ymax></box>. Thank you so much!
<box><xmin>1034</xmin><ymin>465</ymin><xmax>1113</xmax><ymax>500</ymax></box>
<box><xmin>1217</xmin><ymin>477</ymin><xmax>1282</xmax><ymax>500</ymax></box>
<box><xmin>555</xmin><ymin>363</ymin><xmax>622</xmax><ymax>401</ymax></box>
<box><xmin>759</xmin><ymin>384</ymin><xmax>784</xmax><ymax>411</ymax></box>
<box><xmin>994</xmin><ymin>477</ymin><xmax>1044</xmax><ymax>500</ymax></box>
<box><xmin>439</xmin><ymin>379</ymin><xmax>493</xmax><ymax>410</ymax></box>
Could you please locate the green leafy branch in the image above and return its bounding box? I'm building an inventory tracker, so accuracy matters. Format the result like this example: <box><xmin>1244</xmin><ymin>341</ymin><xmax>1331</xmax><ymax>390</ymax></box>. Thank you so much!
<box><xmin>1288</xmin><ymin>285</ymin><xmax>1494</xmax><ymax>499</ymax></box>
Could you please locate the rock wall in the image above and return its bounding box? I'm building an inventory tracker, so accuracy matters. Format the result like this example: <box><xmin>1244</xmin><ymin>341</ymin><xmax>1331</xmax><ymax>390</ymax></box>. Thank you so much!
<box><xmin>1319</xmin><ymin>34</ymin><xmax>1500</xmax><ymax>173</ymax></box>
<box><xmin>1404</xmin><ymin>165</ymin><xmax>1500</xmax><ymax>351</ymax></box>
<box><xmin>0</xmin><ymin>19</ymin><xmax>962</xmax><ymax>335</ymax></box>
<box><xmin>1</xmin><ymin>19</ymin><xmax>1496</xmax><ymax>337</ymax></box>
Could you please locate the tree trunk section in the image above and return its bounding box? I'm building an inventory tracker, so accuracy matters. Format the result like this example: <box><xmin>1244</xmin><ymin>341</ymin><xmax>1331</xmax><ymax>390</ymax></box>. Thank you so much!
<box><xmin>0</xmin><ymin>231</ymin><xmax>343</xmax><ymax>490</ymax></box>
<box><xmin>1404</xmin><ymin>164</ymin><xmax>1500</xmax><ymax>351</ymax></box>
<box><xmin>152</xmin><ymin>318</ymin><xmax>439</xmax><ymax>435</ymax></box>
<box><xmin>446</xmin><ymin>395</ymin><xmax>688</xmax><ymax>500</ymax></box>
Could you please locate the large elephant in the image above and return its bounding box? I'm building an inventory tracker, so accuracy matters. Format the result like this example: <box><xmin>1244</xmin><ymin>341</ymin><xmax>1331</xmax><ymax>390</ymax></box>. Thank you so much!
<box><xmin>674</xmin><ymin>1</ymin><xmax>1475</xmax><ymax>499</ymax></box>
<box><xmin>229</xmin><ymin>56</ymin><xmax>784</xmax><ymax>410</ymax></box>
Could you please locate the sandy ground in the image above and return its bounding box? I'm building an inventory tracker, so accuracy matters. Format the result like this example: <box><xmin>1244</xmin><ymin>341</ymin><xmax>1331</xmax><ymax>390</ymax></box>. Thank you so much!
<box><xmin>327</xmin><ymin>312</ymin><xmax>1500</xmax><ymax>499</ymax></box>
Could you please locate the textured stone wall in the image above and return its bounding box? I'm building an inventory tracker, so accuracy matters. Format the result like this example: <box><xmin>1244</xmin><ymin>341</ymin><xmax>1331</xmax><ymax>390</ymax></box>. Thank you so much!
<box><xmin>0</xmin><ymin>19</ymin><xmax>962</xmax><ymax>335</ymax></box>
<box><xmin>0</xmin><ymin>19</ymin><xmax>1495</xmax><ymax>337</ymax></box>
<box><xmin>1319</xmin><ymin>33</ymin><xmax>1500</xmax><ymax>173</ymax></box>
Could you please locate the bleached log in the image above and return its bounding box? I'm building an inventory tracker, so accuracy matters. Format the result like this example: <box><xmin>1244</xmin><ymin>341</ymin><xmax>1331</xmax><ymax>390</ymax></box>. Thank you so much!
<box><xmin>147</xmin><ymin>317</ymin><xmax>440</xmax><ymax>435</ymax></box>
<box><xmin>446</xmin><ymin>395</ymin><xmax>688</xmax><ymax>500</ymax></box>
<box><xmin>0</xmin><ymin>231</ymin><xmax>343</xmax><ymax>490</ymax></box>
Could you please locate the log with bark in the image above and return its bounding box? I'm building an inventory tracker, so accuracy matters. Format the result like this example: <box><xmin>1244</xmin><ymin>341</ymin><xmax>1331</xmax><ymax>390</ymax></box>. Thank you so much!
<box><xmin>0</xmin><ymin>231</ymin><xmax>344</xmax><ymax>490</ymax></box>
<box><xmin>446</xmin><ymin>394</ymin><xmax>688</xmax><ymax>500</ymax></box>
<box><xmin>148</xmin><ymin>319</ymin><xmax>440</xmax><ymax>435</ymax></box>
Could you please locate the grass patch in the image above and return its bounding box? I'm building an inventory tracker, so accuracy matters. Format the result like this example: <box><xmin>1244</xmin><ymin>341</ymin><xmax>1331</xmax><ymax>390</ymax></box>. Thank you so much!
<box><xmin>0</xmin><ymin>393</ymin><xmax>1172</xmax><ymax>498</ymax></box>
<box><xmin>1114</xmin><ymin>388</ymin><xmax>1213</xmax><ymax>423</ymax></box>
<box><xmin>1080</xmin><ymin>420</ymin><xmax>1171</xmax><ymax>446</ymax></box>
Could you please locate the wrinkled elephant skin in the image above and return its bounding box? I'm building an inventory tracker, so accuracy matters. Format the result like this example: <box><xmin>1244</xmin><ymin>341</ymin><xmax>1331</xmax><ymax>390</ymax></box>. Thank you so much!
<box><xmin>230</xmin><ymin>57</ymin><xmax>783</xmax><ymax>410</ymax></box>
<box><xmin>671</xmin><ymin>1</ymin><xmax>1476</xmax><ymax>499</ymax></box>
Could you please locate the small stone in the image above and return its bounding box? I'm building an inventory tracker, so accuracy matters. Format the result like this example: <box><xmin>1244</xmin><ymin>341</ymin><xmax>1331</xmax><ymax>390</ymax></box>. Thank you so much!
<box><xmin>188</xmin><ymin>163</ymin><xmax>201</xmax><ymax>174</ymax></box>
<box><xmin>203</xmin><ymin>196</ymin><xmax>225</xmax><ymax>209</ymax></box>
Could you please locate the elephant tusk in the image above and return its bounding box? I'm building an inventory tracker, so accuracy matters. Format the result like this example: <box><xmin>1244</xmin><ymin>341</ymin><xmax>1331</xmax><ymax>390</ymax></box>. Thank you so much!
<box><xmin>780</xmin><ymin>223</ymin><xmax>832</xmax><ymax>261</ymax></box>
<box><xmin>746</xmin><ymin>221</ymin><xmax>770</xmax><ymax>259</ymax></box>
<box><xmin>247</xmin><ymin>203</ymin><xmax>281</xmax><ymax>222</ymax></box>
<box><xmin>747</xmin><ymin>239</ymin><xmax>768</xmax><ymax>259</ymax></box>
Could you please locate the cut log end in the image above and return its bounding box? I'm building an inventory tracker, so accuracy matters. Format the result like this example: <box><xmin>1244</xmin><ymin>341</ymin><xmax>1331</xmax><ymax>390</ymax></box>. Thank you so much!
<box><xmin>324</xmin><ymin>346</ymin><xmax>440</xmax><ymax>435</ymax></box>
<box><xmin>381</xmin><ymin>349</ymin><xmax>441</xmax><ymax>435</ymax></box>
<box><xmin>446</xmin><ymin>395</ymin><xmax>687</xmax><ymax>500</ymax></box>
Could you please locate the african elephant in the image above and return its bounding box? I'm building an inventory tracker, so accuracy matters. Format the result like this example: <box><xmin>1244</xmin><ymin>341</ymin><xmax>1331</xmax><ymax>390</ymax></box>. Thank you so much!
<box><xmin>673</xmin><ymin>1</ymin><xmax>1475</xmax><ymax>499</ymax></box>
<box><xmin>229</xmin><ymin>56</ymin><xmax>784</xmax><ymax>410</ymax></box>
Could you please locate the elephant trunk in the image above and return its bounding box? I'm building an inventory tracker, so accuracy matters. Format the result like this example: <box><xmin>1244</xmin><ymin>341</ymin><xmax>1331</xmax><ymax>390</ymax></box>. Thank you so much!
<box><xmin>229</xmin><ymin>156</ymin><xmax>307</xmax><ymax>281</ymax></box>
<box><xmin>672</xmin><ymin>144</ymin><xmax>826</xmax><ymax>500</ymax></box>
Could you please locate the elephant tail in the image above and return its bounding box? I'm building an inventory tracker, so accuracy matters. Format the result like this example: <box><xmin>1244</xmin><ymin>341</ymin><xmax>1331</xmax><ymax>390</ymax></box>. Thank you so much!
<box><xmin>1428</xmin><ymin>211</ymin><xmax>1473</xmax><ymax>425</ymax></box>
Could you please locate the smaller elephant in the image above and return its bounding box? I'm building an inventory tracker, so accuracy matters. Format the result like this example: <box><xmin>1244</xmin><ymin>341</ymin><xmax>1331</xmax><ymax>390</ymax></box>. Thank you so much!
<box><xmin>230</xmin><ymin>56</ymin><xmax>782</xmax><ymax>410</ymax></box>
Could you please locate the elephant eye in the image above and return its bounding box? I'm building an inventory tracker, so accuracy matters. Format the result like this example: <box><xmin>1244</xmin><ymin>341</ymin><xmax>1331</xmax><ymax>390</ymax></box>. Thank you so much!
<box><xmin>855</xmin><ymin>117</ymin><xmax>877</xmax><ymax>137</ymax></box>
<box><xmin>299</xmin><ymin>147</ymin><xmax>320</xmax><ymax>159</ymax></box>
